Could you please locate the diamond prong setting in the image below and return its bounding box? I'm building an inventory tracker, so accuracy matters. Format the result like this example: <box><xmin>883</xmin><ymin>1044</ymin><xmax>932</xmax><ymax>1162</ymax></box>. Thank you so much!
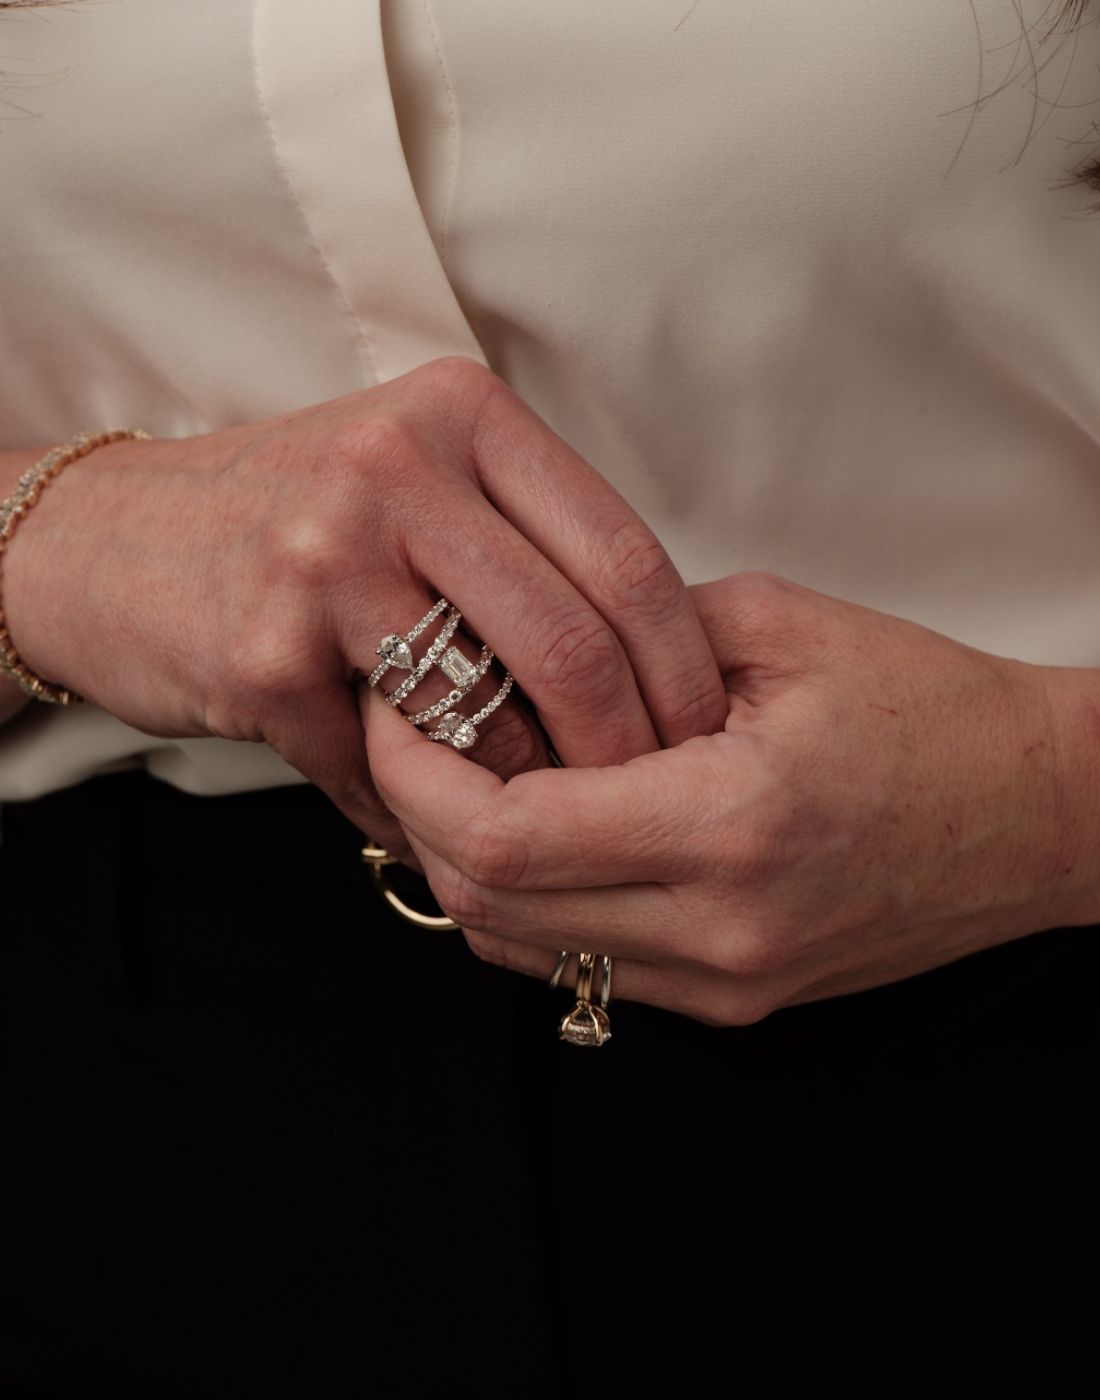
<box><xmin>431</xmin><ymin>713</ymin><xmax>478</xmax><ymax>750</ymax></box>
<box><xmin>377</xmin><ymin>634</ymin><xmax>414</xmax><ymax>670</ymax></box>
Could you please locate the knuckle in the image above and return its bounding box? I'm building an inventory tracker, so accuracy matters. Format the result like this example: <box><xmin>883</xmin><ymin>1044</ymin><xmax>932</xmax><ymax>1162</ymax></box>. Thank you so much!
<box><xmin>410</xmin><ymin>356</ymin><xmax>500</xmax><ymax>439</ymax></box>
<box><xmin>656</xmin><ymin>684</ymin><xmax>725</xmax><ymax>739</ymax></box>
<box><xmin>697</xmin><ymin>988</ymin><xmax>779</xmax><ymax>1029</ymax></box>
<box><xmin>330</xmin><ymin>413</ymin><xmax>425</xmax><ymax>496</ymax></box>
<box><xmin>262</xmin><ymin>511</ymin><xmax>351</xmax><ymax>593</ymax></box>
<box><xmin>726</xmin><ymin>569</ymin><xmax>791</xmax><ymax>633</ymax></box>
<box><xmin>714</xmin><ymin>926</ymin><xmax>788</xmax><ymax>980</ymax></box>
<box><xmin>430</xmin><ymin>867</ymin><xmax>492</xmax><ymax>931</ymax></box>
<box><xmin>537</xmin><ymin>609</ymin><xmax>628</xmax><ymax>709</ymax></box>
<box><xmin>598</xmin><ymin>522</ymin><xmax>682</xmax><ymax>621</ymax></box>
<box><xmin>457</xmin><ymin>813</ymin><xmax>530</xmax><ymax>891</ymax></box>
<box><xmin>419</xmin><ymin>354</ymin><xmax>496</xmax><ymax>396</ymax></box>
<box><xmin>463</xmin><ymin>929</ymin><xmax>508</xmax><ymax>968</ymax></box>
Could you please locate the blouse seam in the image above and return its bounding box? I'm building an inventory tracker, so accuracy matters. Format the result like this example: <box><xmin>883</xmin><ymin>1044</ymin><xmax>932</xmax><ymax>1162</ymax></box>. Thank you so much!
<box><xmin>248</xmin><ymin>1</ymin><xmax>381</xmax><ymax>386</ymax></box>
<box><xmin>421</xmin><ymin>0</ymin><xmax>459</xmax><ymax>275</ymax></box>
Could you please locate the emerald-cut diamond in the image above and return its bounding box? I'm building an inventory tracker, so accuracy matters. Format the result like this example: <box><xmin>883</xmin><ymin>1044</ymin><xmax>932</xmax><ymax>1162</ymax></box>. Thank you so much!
<box><xmin>439</xmin><ymin>646</ymin><xmax>477</xmax><ymax>687</ymax></box>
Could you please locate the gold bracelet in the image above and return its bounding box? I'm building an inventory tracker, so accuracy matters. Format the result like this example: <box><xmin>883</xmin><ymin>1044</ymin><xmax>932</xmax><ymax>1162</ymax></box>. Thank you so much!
<box><xmin>0</xmin><ymin>428</ymin><xmax>151</xmax><ymax>705</ymax></box>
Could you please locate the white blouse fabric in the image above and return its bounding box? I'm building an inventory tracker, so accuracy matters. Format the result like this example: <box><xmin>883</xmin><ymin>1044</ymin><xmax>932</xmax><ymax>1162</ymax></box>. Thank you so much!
<box><xmin>2</xmin><ymin>0</ymin><xmax>1100</xmax><ymax>799</ymax></box>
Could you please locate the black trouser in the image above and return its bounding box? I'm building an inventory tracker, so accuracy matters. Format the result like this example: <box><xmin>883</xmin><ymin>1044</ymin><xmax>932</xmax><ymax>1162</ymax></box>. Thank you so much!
<box><xmin>1</xmin><ymin>772</ymin><xmax>1095</xmax><ymax>1398</ymax></box>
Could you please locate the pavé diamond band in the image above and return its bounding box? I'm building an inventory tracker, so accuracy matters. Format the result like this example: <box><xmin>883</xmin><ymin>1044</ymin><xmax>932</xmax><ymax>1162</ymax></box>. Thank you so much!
<box><xmin>366</xmin><ymin>597</ymin><xmax>450</xmax><ymax>688</ymax></box>
<box><xmin>428</xmin><ymin>672</ymin><xmax>514</xmax><ymax>750</ymax></box>
<box><xmin>366</xmin><ymin>601</ymin><xmax>514</xmax><ymax>753</ymax></box>
<box><xmin>406</xmin><ymin>643</ymin><xmax>495</xmax><ymax>727</ymax></box>
<box><xmin>385</xmin><ymin>607</ymin><xmax>463</xmax><ymax>706</ymax></box>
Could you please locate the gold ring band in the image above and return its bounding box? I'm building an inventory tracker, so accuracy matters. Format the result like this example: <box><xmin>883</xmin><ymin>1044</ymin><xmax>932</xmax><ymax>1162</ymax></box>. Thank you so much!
<box><xmin>360</xmin><ymin>841</ymin><xmax>459</xmax><ymax>930</ymax></box>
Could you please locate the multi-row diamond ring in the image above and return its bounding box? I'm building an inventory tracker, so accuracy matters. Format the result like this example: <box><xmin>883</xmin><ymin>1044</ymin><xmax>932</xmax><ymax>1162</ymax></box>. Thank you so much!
<box><xmin>366</xmin><ymin>597</ymin><xmax>514</xmax><ymax>752</ymax></box>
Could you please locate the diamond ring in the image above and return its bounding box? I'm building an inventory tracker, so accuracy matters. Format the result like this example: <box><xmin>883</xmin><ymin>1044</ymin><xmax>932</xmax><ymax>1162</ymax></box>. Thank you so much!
<box><xmin>428</xmin><ymin>673</ymin><xmax>514</xmax><ymax>750</ymax></box>
<box><xmin>365</xmin><ymin>602</ymin><xmax>516</xmax><ymax>751</ymax></box>
<box><xmin>405</xmin><ymin>643</ymin><xmax>495</xmax><ymax>727</ymax></box>
<box><xmin>366</xmin><ymin>598</ymin><xmax>450</xmax><ymax>688</ymax></box>
<box><xmin>385</xmin><ymin>607</ymin><xmax>463</xmax><ymax>706</ymax></box>
<box><xmin>552</xmin><ymin>951</ymin><xmax>613</xmax><ymax>1047</ymax></box>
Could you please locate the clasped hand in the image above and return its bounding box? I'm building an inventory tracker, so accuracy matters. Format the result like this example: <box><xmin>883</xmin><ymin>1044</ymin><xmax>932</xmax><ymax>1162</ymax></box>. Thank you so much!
<box><xmin>8</xmin><ymin>353</ymin><xmax>1092</xmax><ymax>1021</ymax></box>
<box><xmin>3</xmin><ymin>357</ymin><xmax>726</xmax><ymax>861</ymax></box>
<box><xmin>368</xmin><ymin>571</ymin><xmax>1096</xmax><ymax>1025</ymax></box>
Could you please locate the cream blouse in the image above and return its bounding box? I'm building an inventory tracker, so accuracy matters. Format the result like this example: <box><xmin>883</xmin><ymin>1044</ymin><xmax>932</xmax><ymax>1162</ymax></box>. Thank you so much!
<box><xmin>2</xmin><ymin>0</ymin><xmax>1100</xmax><ymax>800</ymax></box>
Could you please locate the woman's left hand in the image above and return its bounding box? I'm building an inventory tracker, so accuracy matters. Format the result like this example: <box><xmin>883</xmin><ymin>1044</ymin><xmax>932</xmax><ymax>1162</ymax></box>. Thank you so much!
<box><xmin>366</xmin><ymin>571</ymin><xmax>1100</xmax><ymax>1024</ymax></box>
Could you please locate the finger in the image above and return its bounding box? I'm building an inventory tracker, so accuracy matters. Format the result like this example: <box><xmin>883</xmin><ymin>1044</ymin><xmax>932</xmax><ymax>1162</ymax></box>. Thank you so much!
<box><xmin>268</xmin><ymin>677</ymin><xmax>421</xmax><ymax>867</ymax></box>
<box><xmin>461</xmin><ymin>930</ymin><xmax>760</xmax><ymax>1027</ymax></box>
<box><xmin>467</xmin><ymin>685</ymin><xmax>552</xmax><ymax>780</ymax></box>
<box><xmin>351</xmin><ymin>596</ymin><xmax>551</xmax><ymax>783</ymax></box>
<box><xmin>688</xmin><ymin>571</ymin><xmax>822</xmax><ymax>679</ymax></box>
<box><xmin>466</xmin><ymin>374</ymin><xmax>729</xmax><ymax>748</ymax></box>
<box><xmin>400</xmin><ymin>483</ymin><xmax>663</xmax><ymax>767</ymax></box>
<box><xmin>326</xmin><ymin>409</ymin><xmax>662</xmax><ymax>769</ymax></box>
<box><xmin>424</xmin><ymin>852</ymin><xmax>695</xmax><ymax>963</ymax></box>
<box><xmin>367</xmin><ymin>687</ymin><xmax>720</xmax><ymax>890</ymax></box>
<box><xmin>387</xmin><ymin>615</ymin><xmax>551</xmax><ymax>780</ymax></box>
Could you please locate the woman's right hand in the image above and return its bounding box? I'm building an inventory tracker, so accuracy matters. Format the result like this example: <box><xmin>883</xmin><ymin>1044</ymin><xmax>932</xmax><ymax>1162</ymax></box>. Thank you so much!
<box><xmin>3</xmin><ymin>357</ymin><xmax>727</xmax><ymax>859</ymax></box>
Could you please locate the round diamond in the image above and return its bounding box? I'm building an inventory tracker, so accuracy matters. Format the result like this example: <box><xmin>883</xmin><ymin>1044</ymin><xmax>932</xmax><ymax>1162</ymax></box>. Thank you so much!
<box><xmin>559</xmin><ymin>1003</ymin><xmax>612</xmax><ymax>1047</ymax></box>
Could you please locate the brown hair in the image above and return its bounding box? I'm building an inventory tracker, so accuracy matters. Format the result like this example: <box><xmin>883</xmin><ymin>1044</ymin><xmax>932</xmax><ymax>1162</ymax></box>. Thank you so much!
<box><xmin>3</xmin><ymin>0</ymin><xmax>1100</xmax><ymax>207</ymax></box>
<box><xmin>1049</xmin><ymin>0</ymin><xmax>1100</xmax><ymax>207</ymax></box>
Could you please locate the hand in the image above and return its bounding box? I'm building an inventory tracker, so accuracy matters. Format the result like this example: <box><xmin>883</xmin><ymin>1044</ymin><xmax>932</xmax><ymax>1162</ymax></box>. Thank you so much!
<box><xmin>3</xmin><ymin>357</ymin><xmax>726</xmax><ymax>859</ymax></box>
<box><xmin>366</xmin><ymin>570</ymin><xmax>1098</xmax><ymax>1022</ymax></box>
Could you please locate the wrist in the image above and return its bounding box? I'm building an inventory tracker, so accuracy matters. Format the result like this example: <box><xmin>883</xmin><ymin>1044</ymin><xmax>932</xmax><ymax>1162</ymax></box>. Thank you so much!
<box><xmin>0</xmin><ymin>449</ymin><xmax>48</xmax><ymax>723</ymax></box>
<box><xmin>1</xmin><ymin>431</ymin><xmax>151</xmax><ymax>705</ymax></box>
<box><xmin>1026</xmin><ymin>659</ymin><xmax>1100</xmax><ymax>928</ymax></box>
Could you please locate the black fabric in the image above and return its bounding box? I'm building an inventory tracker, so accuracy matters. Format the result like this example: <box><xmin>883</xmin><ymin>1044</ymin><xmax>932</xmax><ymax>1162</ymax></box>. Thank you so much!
<box><xmin>0</xmin><ymin>771</ymin><xmax>1095</xmax><ymax>1398</ymax></box>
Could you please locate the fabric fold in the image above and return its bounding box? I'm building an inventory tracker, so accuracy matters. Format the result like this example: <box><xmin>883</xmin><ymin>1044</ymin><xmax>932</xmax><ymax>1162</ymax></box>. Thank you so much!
<box><xmin>252</xmin><ymin>0</ymin><xmax>486</xmax><ymax>384</ymax></box>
